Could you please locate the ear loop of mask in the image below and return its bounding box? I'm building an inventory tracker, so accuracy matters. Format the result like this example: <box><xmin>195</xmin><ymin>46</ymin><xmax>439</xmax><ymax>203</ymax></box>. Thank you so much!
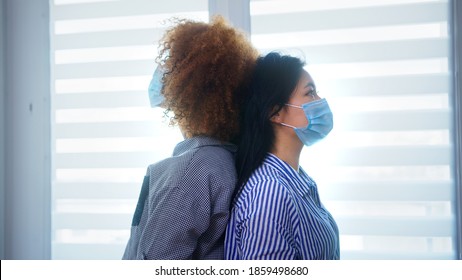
<box><xmin>279</xmin><ymin>103</ymin><xmax>304</xmax><ymax>129</ymax></box>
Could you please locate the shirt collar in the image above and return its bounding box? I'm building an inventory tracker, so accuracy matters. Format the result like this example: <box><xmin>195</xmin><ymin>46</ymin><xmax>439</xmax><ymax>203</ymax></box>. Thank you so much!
<box><xmin>173</xmin><ymin>136</ymin><xmax>237</xmax><ymax>156</ymax></box>
<box><xmin>264</xmin><ymin>153</ymin><xmax>313</xmax><ymax>196</ymax></box>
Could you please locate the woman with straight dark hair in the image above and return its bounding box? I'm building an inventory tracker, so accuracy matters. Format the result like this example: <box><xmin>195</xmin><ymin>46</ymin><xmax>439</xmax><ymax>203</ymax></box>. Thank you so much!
<box><xmin>225</xmin><ymin>52</ymin><xmax>340</xmax><ymax>260</ymax></box>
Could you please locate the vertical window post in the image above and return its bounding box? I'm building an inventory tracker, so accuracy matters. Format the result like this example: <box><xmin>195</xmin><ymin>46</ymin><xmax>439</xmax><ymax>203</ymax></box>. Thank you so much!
<box><xmin>451</xmin><ymin>0</ymin><xmax>462</xmax><ymax>260</ymax></box>
<box><xmin>0</xmin><ymin>0</ymin><xmax>6</xmax><ymax>261</ymax></box>
<box><xmin>209</xmin><ymin>0</ymin><xmax>251</xmax><ymax>34</ymax></box>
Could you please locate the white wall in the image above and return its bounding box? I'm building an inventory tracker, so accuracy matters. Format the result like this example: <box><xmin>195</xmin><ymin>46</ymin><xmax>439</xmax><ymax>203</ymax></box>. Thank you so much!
<box><xmin>4</xmin><ymin>0</ymin><xmax>51</xmax><ymax>259</ymax></box>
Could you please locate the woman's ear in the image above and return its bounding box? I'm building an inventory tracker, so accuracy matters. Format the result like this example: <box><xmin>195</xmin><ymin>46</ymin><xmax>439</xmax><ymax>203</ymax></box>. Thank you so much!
<box><xmin>269</xmin><ymin>106</ymin><xmax>284</xmax><ymax>124</ymax></box>
<box><xmin>270</xmin><ymin>112</ymin><xmax>280</xmax><ymax>123</ymax></box>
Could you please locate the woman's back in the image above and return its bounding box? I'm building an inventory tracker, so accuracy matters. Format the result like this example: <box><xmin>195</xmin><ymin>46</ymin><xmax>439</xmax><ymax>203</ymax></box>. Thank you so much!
<box><xmin>124</xmin><ymin>136</ymin><xmax>237</xmax><ymax>259</ymax></box>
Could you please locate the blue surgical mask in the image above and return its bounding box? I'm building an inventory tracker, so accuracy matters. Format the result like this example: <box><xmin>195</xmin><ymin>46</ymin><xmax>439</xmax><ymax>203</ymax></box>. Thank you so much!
<box><xmin>148</xmin><ymin>65</ymin><xmax>165</xmax><ymax>107</ymax></box>
<box><xmin>281</xmin><ymin>98</ymin><xmax>333</xmax><ymax>146</ymax></box>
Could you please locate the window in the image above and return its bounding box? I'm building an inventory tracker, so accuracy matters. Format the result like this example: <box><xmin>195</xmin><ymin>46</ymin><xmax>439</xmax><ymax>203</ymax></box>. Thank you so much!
<box><xmin>50</xmin><ymin>0</ymin><xmax>207</xmax><ymax>259</ymax></box>
<box><xmin>250</xmin><ymin>0</ymin><xmax>455</xmax><ymax>259</ymax></box>
<box><xmin>50</xmin><ymin>0</ymin><xmax>457</xmax><ymax>259</ymax></box>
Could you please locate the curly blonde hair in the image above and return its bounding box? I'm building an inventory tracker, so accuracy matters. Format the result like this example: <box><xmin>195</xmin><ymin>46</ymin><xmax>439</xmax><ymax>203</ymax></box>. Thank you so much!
<box><xmin>156</xmin><ymin>16</ymin><xmax>258</xmax><ymax>142</ymax></box>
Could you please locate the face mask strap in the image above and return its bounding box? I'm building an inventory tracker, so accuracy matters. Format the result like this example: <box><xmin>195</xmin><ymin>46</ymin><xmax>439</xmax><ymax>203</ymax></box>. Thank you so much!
<box><xmin>285</xmin><ymin>103</ymin><xmax>302</xmax><ymax>109</ymax></box>
<box><xmin>279</xmin><ymin>122</ymin><xmax>297</xmax><ymax>129</ymax></box>
<box><xmin>280</xmin><ymin>104</ymin><xmax>303</xmax><ymax>129</ymax></box>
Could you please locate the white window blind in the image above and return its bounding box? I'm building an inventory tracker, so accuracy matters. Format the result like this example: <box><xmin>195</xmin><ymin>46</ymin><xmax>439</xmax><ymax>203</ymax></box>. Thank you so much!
<box><xmin>50</xmin><ymin>0</ymin><xmax>457</xmax><ymax>260</ymax></box>
<box><xmin>50</xmin><ymin>0</ymin><xmax>208</xmax><ymax>259</ymax></box>
<box><xmin>250</xmin><ymin>0</ymin><xmax>456</xmax><ymax>259</ymax></box>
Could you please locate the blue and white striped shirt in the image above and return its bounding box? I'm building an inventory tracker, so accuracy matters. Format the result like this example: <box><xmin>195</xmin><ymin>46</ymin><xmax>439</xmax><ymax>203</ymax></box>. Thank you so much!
<box><xmin>225</xmin><ymin>153</ymin><xmax>340</xmax><ymax>260</ymax></box>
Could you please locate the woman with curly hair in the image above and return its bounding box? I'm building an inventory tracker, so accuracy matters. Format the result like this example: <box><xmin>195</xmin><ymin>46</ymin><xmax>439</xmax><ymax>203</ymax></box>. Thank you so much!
<box><xmin>122</xmin><ymin>16</ymin><xmax>258</xmax><ymax>260</ymax></box>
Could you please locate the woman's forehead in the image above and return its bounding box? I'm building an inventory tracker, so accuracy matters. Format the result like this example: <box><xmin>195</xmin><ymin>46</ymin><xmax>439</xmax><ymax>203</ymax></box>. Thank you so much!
<box><xmin>297</xmin><ymin>70</ymin><xmax>316</xmax><ymax>90</ymax></box>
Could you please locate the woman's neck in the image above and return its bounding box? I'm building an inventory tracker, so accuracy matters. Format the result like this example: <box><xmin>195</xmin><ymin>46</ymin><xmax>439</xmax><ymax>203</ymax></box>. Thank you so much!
<box><xmin>270</xmin><ymin>129</ymin><xmax>304</xmax><ymax>172</ymax></box>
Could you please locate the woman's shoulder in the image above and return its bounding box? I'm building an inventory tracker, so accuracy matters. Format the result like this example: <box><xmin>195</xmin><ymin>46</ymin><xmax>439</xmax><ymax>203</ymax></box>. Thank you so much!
<box><xmin>195</xmin><ymin>142</ymin><xmax>235</xmax><ymax>160</ymax></box>
<box><xmin>236</xmin><ymin>164</ymin><xmax>294</xmax><ymax>206</ymax></box>
<box><xmin>146</xmin><ymin>139</ymin><xmax>235</xmax><ymax>181</ymax></box>
<box><xmin>146</xmin><ymin>140</ymin><xmax>237</xmax><ymax>197</ymax></box>
<box><xmin>185</xmin><ymin>140</ymin><xmax>237</xmax><ymax>185</ymax></box>
<box><xmin>247</xmin><ymin>157</ymin><xmax>292</xmax><ymax>186</ymax></box>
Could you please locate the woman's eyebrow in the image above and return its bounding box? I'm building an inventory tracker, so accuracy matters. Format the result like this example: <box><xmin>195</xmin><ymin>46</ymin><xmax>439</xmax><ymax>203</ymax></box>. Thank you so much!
<box><xmin>305</xmin><ymin>82</ymin><xmax>316</xmax><ymax>89</ymax></box>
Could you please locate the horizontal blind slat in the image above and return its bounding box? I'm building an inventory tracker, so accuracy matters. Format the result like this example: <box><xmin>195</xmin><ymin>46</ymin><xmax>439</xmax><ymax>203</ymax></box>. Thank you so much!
<box><xmin>54</xmin><ymin>92</ymin><xmax>149</xmax><ymax>108</ymax></box>
<box><xmin>54</xmin><ymin>183</ymin><xmax>142</xmax><ymax>199</ymax></box>
<box><xmin>326</xmin><ymin>74</ymin><xmax>449</xmax><ymax>97</ymax></box>
<box><xmin>340</xmin><ymin>110</ymin><xmax>450</xmax><ymax>131</ymax></box>
<box><xmin>55</xmin><ymin>29</ymin><xmax>165</xmax><ymax>49</ymax></box>
<box><xmin>334</xmin><ymin>145</ymin><xmax>451</xmax><ymax>166</ymax></box>
<box><xmin>55</xmin><ymin>152</ymin><xmax>159</xmax><ymax>168</ymax></box>
<box><xmin>53</xmin><ymin>0</ymin><xmax>207</xmax><ymax>20</ymax></box>
<box><xmin>324</xmin><ymin>180</ymin><xmax>453</xmax><ymax>201</ymax></box>
<box><xmin>252</xmin><ymin>2</ymin><xmax>447</xmax><ymax>33</ymax></box>
<box><xmin>336</xmin><ymin>216</ymin><xmax>454</xmax><ymax>236</ymax></box>
<box><xmin>54</xmin><ymin>213</ymin><xmax>132</xmax><ymax>230</ymax></box>
<box><xmin>55</xmin><ymin>122</ymin><xmax>165</xmax><ymax>138</ymax></box>
<box><xmin>264</xmin><ymin>38</ymin><xmax>449</xmax><ymax>64</ymax></box>
<box><xmin>341</xmin><ymin>250</ymin><xmax>455</xmax><ymax>260</ymax></box>
<box><xmin>52</xmin><ymin>243</ymin><xmax>127</xmax><ymax>260</ymax></box>
<box><xmin>54</xmin><ymin>61</ymin><xmax>155</xmax><ymax>79</ymax></box>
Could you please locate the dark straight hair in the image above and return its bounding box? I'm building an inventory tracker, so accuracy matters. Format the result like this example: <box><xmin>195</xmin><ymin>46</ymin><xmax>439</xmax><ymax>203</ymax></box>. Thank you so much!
<box><xmin>235</xmin><ymin>52</ymin><xmax>305</xmax><ymax>191</ymax></box>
